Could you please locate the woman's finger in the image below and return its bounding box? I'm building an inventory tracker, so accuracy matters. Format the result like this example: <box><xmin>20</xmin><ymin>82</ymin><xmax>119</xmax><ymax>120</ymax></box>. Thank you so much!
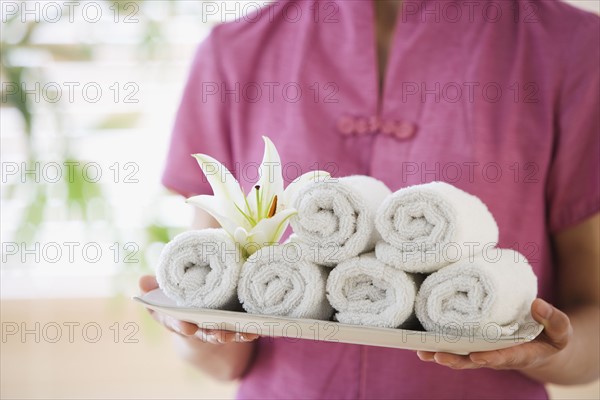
<box><xmin>199</xmin><ymin>329</ymin><xmax>260</xmax><ymax>343</ymax></box>
<box><xmin>139</xmin><ymin>275</ymin><xmax>159</xmax><ymax>293</ymax></box>
<box><xmin>417</xmin><ymin>350</ymin><xmax>485</xmax><ymax>369</ymax></box>
<box><xmin>531</xmin><ymin>298</ymin><xmax>572</xmax><ymax>350</ymax></box>
<box><xmin>170</xmin><ymin>319</ymin><xmax>200</xmax><ymax>337</ymax></box>
<box><xmin>469</xmin><ymin>343</ymin><xmax>544</xmax><ymax>369</ymax></box>
<box><xmin>152</xmin><ymin>313</ymin><xmax>198</xmax><ymax>336</ymax></box>
<box><xmin>421</xmin><ymin>345</ymin><xmax>544</xmax><ymax>370</ymax></box>
<box><xmin>416</xmin><ymin>351</ymin><xmax>435</xmax><ymax>362</ymax></box>
<box><xmin>210</xmin><ymin>330</ymin><xmax>237</xmax><ymax>343</ymax></box>
<box><xmin>194</xmin><ymin>329</ymin><xmax>221</xmax><ymax>344</ymax></box>
<box><xmin>236</xmin><ymin>332</ymin><xmax>260</xmax><ymax>342</ymax></box>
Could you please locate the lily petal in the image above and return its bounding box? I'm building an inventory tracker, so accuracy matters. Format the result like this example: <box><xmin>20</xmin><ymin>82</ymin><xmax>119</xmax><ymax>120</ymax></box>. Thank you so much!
<box><xmin>249</xmin><ymin>208</ymin><xmax>297</xmax><ymax>247</ymax></box>
<box><xmin>234</xmin><ymin>226</ymin><xmax>250</xmax><ymax>244</ymax></box>
<box><xmin>186</xmin><ymin>195</ymin><xmax>249</xmax><ymax>234</ymax></box>
<box><xmin>192</xmin><ymin>154</ymin><xmax>247</xmax><ymax>211</ymax></box>
<box><xmin>280</xmin><ymin>170</ymin><xmax>331</xmax><ymax>209</ymax></box>
<box><xmin>252</xmin><ymin>136</ymin><xmax>284</xmax><ymax>216</ymax></box>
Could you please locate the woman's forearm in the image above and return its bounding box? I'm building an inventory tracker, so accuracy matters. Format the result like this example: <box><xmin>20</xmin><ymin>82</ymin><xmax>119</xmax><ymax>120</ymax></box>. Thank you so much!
<box><xmin>174</xmin><ymin>334</ymin><xmax>257</xmax><ymax>381</ymax></box>
<box><xmin>521</xmin><ymin>304</ymin><xmax>600</xmax><ymax>384</ymax></box>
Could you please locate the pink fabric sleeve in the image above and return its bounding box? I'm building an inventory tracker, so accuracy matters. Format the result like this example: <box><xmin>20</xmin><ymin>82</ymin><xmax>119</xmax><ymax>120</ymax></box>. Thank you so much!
<box><xmin>546</xmin><ymin>16</ymin><xmax>600</xmax><ymax>233</ymax></box>
<box><xmin>161</xmin><ymin>29</ymin><xmax>232</xmax><ymax>197</ymax></box>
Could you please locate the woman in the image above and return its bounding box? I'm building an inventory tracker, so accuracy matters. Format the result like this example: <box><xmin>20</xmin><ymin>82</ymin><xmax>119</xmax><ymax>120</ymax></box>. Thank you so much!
<box><xmin>140</xmin><ymin>1</ymin><xmax>599</xmax><ymax>398</ymax></box>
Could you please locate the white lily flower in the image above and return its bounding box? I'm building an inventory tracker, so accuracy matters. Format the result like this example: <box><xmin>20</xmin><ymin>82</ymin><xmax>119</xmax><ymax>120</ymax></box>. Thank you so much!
<box><xmin>186</xmin><ymin>136</ymin><xmax>330</xmax><ymax>257</ymax></box>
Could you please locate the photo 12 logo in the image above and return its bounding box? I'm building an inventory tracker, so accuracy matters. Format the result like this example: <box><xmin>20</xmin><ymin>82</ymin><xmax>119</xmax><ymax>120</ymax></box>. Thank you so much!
<box><xmin>396</xmin><ymin>161</ymin><xmax>540</xmax><ymax>185</ymax></box>
<box><xmin>2</xmin><ymin>321</ymin><xmax>140</xmax><ymax>344</ymax></box>
<box><xmin>197</xmin><ymin>161</ymin><xmax>339</xmax><ymax>186</ymax></box>
<box><xmin>1</xmin><ymin>82</ymin><xmax>140</xmax><ymax>104</ymax></box>
<box><xmin>400</xmin><ymin>81</ymin><xmax>539</xmax><ymax>104</ymax></box>
<box><xmin>199</xmin><ymin>1</ymin><xmax>340</xmax><ymax>24</ymax></box>
<box><xmin>399</xmin><ymin>1</ymin><xmax>540</xmax><ymax>24</ymax></box>
<box><xmin>199</xmin><ymin>320</ymin><xmax>339</xmax><ymax>343</ymax></box>
<box><xmin>2</xmin><ymin>241</ymin><xmax>140</xmax><ymax>265</ymax></box>
<box><xmin>200</xmin><ymin>81</ymin><xmax>339</xmax><ymax>104</ymax></box>
<box><xmin>1</xmin><ymin>161</ymin><xmax>140</xmax><ymax>184</ymax></box>
<box><xmin>1</xmin><ymin>1</ymin><xmax>140</xmax><ymax>24</ymax></box>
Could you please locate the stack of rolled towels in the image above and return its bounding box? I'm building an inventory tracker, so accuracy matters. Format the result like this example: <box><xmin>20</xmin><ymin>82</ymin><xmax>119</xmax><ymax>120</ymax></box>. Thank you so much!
<box><xmin>156</xmin><ymin>178</ymin><xmax>538</xmax><ymax>337</ymax></box>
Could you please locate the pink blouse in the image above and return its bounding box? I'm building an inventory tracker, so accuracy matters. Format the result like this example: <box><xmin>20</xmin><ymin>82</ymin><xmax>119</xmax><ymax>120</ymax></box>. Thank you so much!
<box><xmin>162</xmin><ymin>1</ymin><xmax>599</xmax><ymax>398</ymax></box>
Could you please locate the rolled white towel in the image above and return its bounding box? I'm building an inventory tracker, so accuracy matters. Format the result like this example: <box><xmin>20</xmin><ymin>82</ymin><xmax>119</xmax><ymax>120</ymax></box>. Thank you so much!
<box><xmin>156</xmin><ymin>229</ymin><xmax>244</xmax><ymax>309</ymax></box>
<box><xmin>326</xmin><ymin>253</ymin><xmax>417</xmax><ymax>328</ymax></box>
<box><xmin>238</xmin><ymin>241</ymin><xmax>333</xmax><ymax>320</ymax></box>
<box><xmin>290</xmin><ymin>175</ymin><xmax>392</xmax><ymax>266</ymax></box>
<box><xmin>415</xmin><ymin>249</ymin><xmax>537</xmax><ymax>336</ymax></box>
<box><xmin>375</xmin><ymin>181</ymin><xmax>499</xmax><ymax>273</ymax></box>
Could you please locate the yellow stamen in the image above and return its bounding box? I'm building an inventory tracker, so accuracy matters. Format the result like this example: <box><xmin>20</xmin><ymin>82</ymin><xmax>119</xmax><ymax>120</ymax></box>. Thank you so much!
<box><xmin>267</xmin><ymin>195</ymin><xmax>278</xmax><ymax>218</ymax></box>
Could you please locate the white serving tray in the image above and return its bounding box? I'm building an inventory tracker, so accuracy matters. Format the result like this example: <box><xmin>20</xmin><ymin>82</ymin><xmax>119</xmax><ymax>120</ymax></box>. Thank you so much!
<box><xmin>134</xmin><ymin>289</ymin><xmax>543</xmax><ymax>355</ymax></box>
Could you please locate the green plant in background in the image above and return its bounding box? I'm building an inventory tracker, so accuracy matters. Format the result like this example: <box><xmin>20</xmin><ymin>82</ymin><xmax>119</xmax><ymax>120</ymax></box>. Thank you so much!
<box><xmin>1</xmin><ymin>1</ymin><xmax>180</xmax><ymax>275</ymax></box>
<box><xmin>1</xmin><ymin>14</ymin><xmax>105</xmax><ymax>244</ymax></box>
<box><xmin>1</xmin><ymin>18</ymin><xmax>37</xmax><ymax>139</ymax></box>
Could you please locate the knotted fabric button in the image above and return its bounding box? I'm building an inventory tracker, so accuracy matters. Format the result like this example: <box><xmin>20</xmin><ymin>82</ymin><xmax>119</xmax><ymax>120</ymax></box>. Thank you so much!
<box><xmin>393</xmin><ymin>121</ymin><xmax>416</xmax><ymax>139</ymax></box>
<box><xmin>355</xmin><ymin>117</ymin><xmax>369</xmax><ymax>136</ymax></box>
<box><xmin>337</xmin><ymin>115</ymin><xmax>355</xmax><ymax>136</ymax></box>
<box><xmin>367</xmin><ymin>116</ymin><xmax>380</xmax><ymax>134</ymax></box>
<box><xmin>381</xmin><ymin>119</ymin><xmax>396</xmax><ymax>136</ymax></box>
<box><xmin>381</xmin><ymin>119</ymin><xmax>417</xmax><ymax>140</ymax></box>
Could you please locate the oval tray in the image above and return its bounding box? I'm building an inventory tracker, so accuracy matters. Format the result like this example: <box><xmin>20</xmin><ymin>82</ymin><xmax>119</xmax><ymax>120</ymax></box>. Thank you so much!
<box><xmin>133</xmin><ymin>289</ymin><xmax>543</xmax><ymax>355</ymax></box>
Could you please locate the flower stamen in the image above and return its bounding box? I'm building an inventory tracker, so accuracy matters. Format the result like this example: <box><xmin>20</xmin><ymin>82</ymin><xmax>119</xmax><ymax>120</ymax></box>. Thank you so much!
<box><xmin>267</xmin><ymin>195</ymin><xmax>278</xmax><ymax>218</ymax></box>
<box><xmin>234</xmin><ymin>203</ymin><xmax>256</xmax><ymax>226</ymax></box>
<box><xmin>254</xmin><ymin>185</ymin><xmax>262</xmax><ymax>219</ymax></box>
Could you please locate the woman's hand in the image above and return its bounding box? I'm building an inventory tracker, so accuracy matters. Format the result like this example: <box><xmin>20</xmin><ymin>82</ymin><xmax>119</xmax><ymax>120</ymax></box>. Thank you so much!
<box><xmin>416</xmin><ymin>298</ymin><xmax>572</xmax><ymax>371</ymax></box>
<box><xmin>139</xmin><ymin>275</ymin><xmax>260</xmax><ymax>345</ymax></box>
